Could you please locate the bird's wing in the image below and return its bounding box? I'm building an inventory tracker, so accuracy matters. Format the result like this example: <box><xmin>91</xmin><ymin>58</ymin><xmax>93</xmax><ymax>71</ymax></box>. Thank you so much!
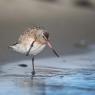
<box><xmin>18</xmin><ymin>28</ymin><xmax>36</xmax><ymax>44</ymax></box>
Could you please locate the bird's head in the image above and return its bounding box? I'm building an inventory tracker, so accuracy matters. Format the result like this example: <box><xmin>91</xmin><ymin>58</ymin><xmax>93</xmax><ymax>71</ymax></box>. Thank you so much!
<box><xmin>37</xmin><ymin>28</ymin><xmax>59</xmax><ymax>57</ymax></box>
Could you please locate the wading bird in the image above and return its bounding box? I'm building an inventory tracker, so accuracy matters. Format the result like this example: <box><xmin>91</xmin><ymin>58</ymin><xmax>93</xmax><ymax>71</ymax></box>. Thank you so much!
<box><xmin>9</xmin><ymin>27</ymin><xmax>59</xmax><ymax>75</ymax></box>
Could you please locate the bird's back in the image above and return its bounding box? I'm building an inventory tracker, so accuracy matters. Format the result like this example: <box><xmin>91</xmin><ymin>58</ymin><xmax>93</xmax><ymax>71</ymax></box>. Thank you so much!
<box><xmin>18</xmin><ymin>28</ymin><xmax>36</xmax><ymax>45</ymax></box>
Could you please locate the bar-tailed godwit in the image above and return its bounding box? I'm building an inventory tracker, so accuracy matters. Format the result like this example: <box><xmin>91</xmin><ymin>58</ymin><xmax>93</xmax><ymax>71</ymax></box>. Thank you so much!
<box><xmin>9</xmin><ymin>27</ymin><xmax>59</xmax><ymax>75</ymax></box>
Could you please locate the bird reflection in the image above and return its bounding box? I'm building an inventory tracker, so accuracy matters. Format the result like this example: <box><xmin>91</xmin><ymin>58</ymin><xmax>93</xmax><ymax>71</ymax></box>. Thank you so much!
<box><xmin>18</xmin><ymin>78</ymin><xmax>46</xmax><ymax>95</ymax></box>
<box><xmin>17</xmin><ymin>77</ymin><xmax>64</xmax><ymax>95</ymax></box>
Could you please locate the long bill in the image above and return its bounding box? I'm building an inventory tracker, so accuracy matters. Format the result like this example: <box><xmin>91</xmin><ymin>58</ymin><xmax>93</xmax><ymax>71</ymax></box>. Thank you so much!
<box><xmin>47</xmin><ymin>41</ymin><xmax>60</xmax><ymax>57</ymax></box>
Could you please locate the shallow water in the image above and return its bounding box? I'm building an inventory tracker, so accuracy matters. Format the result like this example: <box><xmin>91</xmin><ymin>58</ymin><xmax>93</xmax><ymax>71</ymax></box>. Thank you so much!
<box><xmin>0</xmin><ymin>67</ymin><xmax>95</xmax><ymax>95</ymax></box>
<box><xmin>0</xmin><ymin>45</ymin><xmax>95</xmax><ymax>95</ymax></box>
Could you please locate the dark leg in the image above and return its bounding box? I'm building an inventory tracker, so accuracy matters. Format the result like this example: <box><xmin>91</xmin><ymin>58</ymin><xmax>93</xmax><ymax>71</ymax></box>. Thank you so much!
<box><xmin>31</xmin><ymin>56</ymin><xmax>35</xmax><ymax>75</ymax></box>
<box><xmin>26</xmin><ymin>41</ymin><xmax>35</xmax><ymax>56</ymax></box>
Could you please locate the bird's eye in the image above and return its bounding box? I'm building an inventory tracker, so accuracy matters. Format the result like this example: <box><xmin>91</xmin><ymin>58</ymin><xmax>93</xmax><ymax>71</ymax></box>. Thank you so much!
<box><xmin>43</xmin><ymin>32</ymin><xmax>49</xmax><ymax>40</ymax></box>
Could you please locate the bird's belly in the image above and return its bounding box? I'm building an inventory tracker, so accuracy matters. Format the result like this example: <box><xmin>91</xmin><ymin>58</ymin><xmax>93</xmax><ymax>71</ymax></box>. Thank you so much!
<box><xmin>29</xmin><ymin>43</ymin><xmax>46</xmax><ymax>55</ymax></box>
<box><xmin>11</xmin><ymin>42</ymin><xmax>46</xmax><ymax>55</ymax></box>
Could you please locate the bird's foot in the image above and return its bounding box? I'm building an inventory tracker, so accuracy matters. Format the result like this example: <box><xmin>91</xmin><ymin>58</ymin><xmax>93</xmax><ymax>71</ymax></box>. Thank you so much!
<box><xmin>31</xmin><ymin>71</ymin><xmax>35</xmax><ymax>76</ymax></box>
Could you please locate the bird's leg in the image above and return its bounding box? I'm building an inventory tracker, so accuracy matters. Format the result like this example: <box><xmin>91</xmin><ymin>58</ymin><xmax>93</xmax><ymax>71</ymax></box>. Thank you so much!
<box><xmin>31</xmin><ymin>56</ymin><xmax>35</xmax><ymax>75</ymax></box>
<box><xmin>26</xmin><ymin>41</ymin><xmax>35</xmax><ymax>56</ymax></box>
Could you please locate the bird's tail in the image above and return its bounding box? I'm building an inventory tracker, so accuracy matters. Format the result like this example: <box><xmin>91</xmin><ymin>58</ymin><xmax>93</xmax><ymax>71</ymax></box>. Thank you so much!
<box><xmin>8</xmin><ymin>45</ymin><xmax>13</xmax><ymax>48</ymax></box>
<box><xmin>8</xmin><ymin>42</ymin><xmax>18</xmax><ymax>49</ymax></box>
<box><xmin>8</xmin><ymin>45</ymin><xmax>15</xmax><ymax>50</ymax></box>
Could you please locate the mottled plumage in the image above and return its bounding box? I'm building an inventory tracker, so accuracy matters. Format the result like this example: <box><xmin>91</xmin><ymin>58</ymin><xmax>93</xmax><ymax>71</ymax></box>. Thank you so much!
<box><xmin>10</xmin><ymin>27</ymin><xmax>47</xmax><ymax>55</ymax></box>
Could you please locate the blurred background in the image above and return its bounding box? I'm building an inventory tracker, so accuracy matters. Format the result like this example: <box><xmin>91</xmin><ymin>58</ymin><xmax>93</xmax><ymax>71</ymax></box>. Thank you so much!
<box><xmin>0</xmin><ymin>0</ymin><xmax>95</xmax><ymax>64</ymax></box>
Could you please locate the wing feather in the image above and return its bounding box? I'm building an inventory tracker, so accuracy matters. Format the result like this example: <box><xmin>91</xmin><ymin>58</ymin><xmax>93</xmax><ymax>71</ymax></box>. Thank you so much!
<box><xmin>18</xmin><ymin>28</ymin><xmax>37</xmax><ymax>44</ymax></box>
